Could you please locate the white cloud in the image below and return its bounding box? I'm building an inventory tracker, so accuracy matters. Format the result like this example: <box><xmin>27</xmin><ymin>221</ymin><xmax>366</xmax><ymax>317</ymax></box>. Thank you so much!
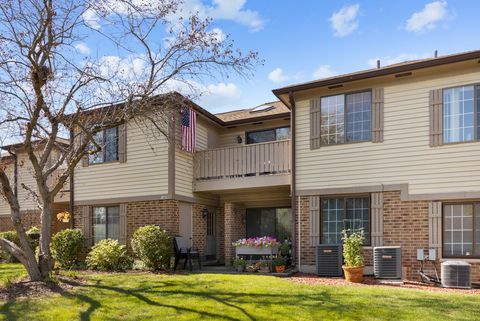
<box><xmin>312</xmin><ymin>65</ymin><xmax>337</xmax><ymax>79</ymax></box>
<box><xmin>367</xmin><ymin>53</ymin><xmax>432</xmax><ymax>68</ymax></box>
<box><xmin>268</xmin><ymin>68</ymin><xmax>289</xmax><ymax>83</ymax></box>
<box><xmin>98</xmin><ymin>54</ymin><xmax>147</xmax><ymax>81</ymax></box>
<box><xmin>210</xmin><ymin>0</ymin><xmax>264</xmax><ymax>32</ymax></box>
<box><xmin>74</xmin><ymin>43</ymin><xmax>91</xmax><ymax>55</ymax></box>
<box><xmin>82</xmin><ymin>8</ymin><xmax>101</xmax><ymax>29</ymax></box>
<box><xmin>85</xmin><ymin>0</ymin><xmax>264</xmax><ymax>32</ymax></box>
<box><xmin>198</xmin><ymin>82</ymin><xmax>242</xmax><ymax>110</ymax></box>
<box><xmin>329</xmin><ymin>4</ymin><xmax>360</xmax><ymax>37</ymax></box>
<box><xmin>209</xmin><ymin>28</ymin><xmax>226</xmax><ymax>43</ymax></box>
<box><xmin>405</xmin><ymin>1</ymin><xmax>450</xmax><ymax>33</ymax></box>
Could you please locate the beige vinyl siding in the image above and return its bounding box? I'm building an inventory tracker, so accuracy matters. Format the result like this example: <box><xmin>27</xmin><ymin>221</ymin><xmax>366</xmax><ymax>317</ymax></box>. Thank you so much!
<box><xmin>175</xmin><ymin>149</ymin><xmax>193</xmax><ymax>197</ymax></box>
<box><xmin>196</xmin><ymin>118</ymin><xmax>210</xmax><ymax>151</ymax></box>
<box><xmin>75</xmin><ymin>120</ymin><xmax>169</xmax><ymax>201</ymax></box>
<box><xmin>16</xmin><ymin>152</ymin><xmax>40</xmax><ymax>212</ymax></box>
<box><xmin>296</xmin><ymin>64</ymin><xmax>480</xmax><ymax>195</ymax></box>
<box><xmin>0</xmin><ymin>162</ymin><xmax>14</xmax><ymax>216</ymax></box>
<box><xmin>175</xmin><ymin>116</ymin><xmax>219</xmax><ymax>198</ymax></box>
<box><xmin>218</xmin><ymin>118</ymin><xmax>290</xmax><ymax>148</ymax></box>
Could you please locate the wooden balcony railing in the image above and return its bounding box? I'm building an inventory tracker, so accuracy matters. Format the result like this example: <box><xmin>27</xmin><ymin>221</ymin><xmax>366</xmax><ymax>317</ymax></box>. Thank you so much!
<box><xmin>194</xmin><ymin>139</ymin><xmax>291</xmax><ymax>180</ymax></box>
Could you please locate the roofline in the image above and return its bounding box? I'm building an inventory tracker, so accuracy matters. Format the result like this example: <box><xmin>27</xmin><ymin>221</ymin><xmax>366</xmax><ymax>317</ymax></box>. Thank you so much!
<box><xmin>68</xmin><ymin>92</ymin><xmax>290</xmax><ymax>127</ymax></box>
<box><xmin>222</xmin><ymin>112</ymin><xmax>290</xmax><ymax>126</ymax></box>
<box><xmin>1</xmin><ymin>138</ymin><xmax>69</xmax><ymax>151</ymax></box>
<box><xmin>272</xmin><ymin>50</ymin><xmax>480</xmax><ymax>96</ymax></box>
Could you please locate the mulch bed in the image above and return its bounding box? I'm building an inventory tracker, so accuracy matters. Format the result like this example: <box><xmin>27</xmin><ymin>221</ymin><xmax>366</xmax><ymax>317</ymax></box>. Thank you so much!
<box><xmin>288</xmin><ymin>273</ymin><xmax>480</xmax><ymax>295</ymax></box>
<box><xmin>0</xmin><ymin>276</ymin><xmax>85</xmax><ymax>301</ymax></box>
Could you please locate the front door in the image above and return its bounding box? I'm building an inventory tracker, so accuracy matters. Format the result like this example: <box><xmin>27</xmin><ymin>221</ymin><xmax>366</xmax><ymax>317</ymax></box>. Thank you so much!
<box><xmin>179</xmin><ymin>202</ymin><xmax>192</xmax><ymax>247</ymax></box>
<box><xmin>205</xmin><ymin>209</ymin><xmax>216</xmax><ymax>259</ymax></box>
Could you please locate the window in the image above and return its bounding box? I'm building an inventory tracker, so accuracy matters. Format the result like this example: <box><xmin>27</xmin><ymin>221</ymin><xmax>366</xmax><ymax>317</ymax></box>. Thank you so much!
<box><xmin>89</xmin><ymin>127</ymin><xmax>119</xmax><ymax>164</ymax></box>
<box><xmin>321</xmin><ymin>196</ymin><xmax>370</xmax><ymax>245</ymax></box>
<box><xmin>443</xmin><ymin>203</ymin><xmax>480</xmax><ymax>258</ymax></box>
<box><xmin>246</xmin><ymin>127</ymin><xmax>290</xmax><ymax>144</ymax></box>
<box><xmin>443</xmin><ymin>85</ymin><xmax>476</xmax><ymax>144</ymax></box>
<box><xmin>246</xmin><ymin>208</ymin><xmax>291</xmax><ymax>241</ymax></box>
<box><xmin>93</xmin><ymin>206</ymin><xmax>120</xmax><ymax>243</ymax></box>
<box><xmin>320</xmin><ymin>91</ymin><xmax>372</xmax><ymax>145</ymax></box>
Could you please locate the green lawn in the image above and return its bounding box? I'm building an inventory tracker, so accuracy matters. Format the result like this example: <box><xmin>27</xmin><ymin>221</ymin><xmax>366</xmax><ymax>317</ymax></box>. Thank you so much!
<box><xmin>0</xmin><ymin>264</ymin><xmax>479</xmax><ymax>321</ymax></box>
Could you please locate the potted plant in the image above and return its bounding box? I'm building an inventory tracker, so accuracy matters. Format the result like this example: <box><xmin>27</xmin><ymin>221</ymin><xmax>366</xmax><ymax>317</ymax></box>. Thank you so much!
<box><xmin>279</xmin><ymin>241</ymin><xmax>290</xmax><ymax>257</ymax></box>
<box><xmin>341</xmin><ymin>229</ymin><xmax>365</xmax><ymax>283</ymax></box>
<box><xmin>256</xmin><ymin>261</ymin><xmax>270</xmax><ymax>273</ymax></box>
<box><xmin>233</xmin><ymin>258</ymin><xmax>247</xmax><ymax>272</ymax></box>
<box><xmin>246</xmin><ymin>264</ymin><xmax>258</xmax><ymax>273</ymax></box>
<box><xmin>272</xmin><ymin>256</ymin><xmax>287</xmax><ymax>273</ymax></box>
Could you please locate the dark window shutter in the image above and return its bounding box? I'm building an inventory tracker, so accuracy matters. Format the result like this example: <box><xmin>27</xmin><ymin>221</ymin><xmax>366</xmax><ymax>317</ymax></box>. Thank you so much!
<box><xmin>372</xmin><ymin>88</ymin><xmax>384</xmax><ymax>143</ymax></box>
<box><xmin>371</xmin><ymin>192</ymin><xmax>384</xmax><ymax>247</ymax></box>
<box><xmin>428</xmin><ymin>201</ymin><xmax>442</xmax><ymax>252</ymax></box>
<box><xmin>119</xmin><ymin>204</ymin><xmax>128</xmax><ymax>245</ymax></box>
<box><xmin>309</xmin><ymin>196</ymin><xmax>320</xmax><ymax>246</ymax></box>
<box><xmin>82</xmin><ymin>206</ymin><xmax>92</xmax><ymax>247</ymax></box>
<box><xmin>429</xmin><ymin>89</ymin><xmax>443</xmax><ymax>147</ymax></box>
<box><xmin>310</xmin><ymin>98</ymin><xmax>321</xmax><ymax>149</ymax></box>
<box><xmin>118</xmin><ymin>123</ymin><xmax>127</xmax><ymax>163</ymax></box>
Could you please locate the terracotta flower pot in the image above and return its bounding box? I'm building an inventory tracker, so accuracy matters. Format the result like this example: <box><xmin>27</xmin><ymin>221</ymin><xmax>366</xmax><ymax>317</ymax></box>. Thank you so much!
<box><xmin>275</xmin><ymin>265</ymin><xmax>285</xmax><ymax>273</ymax></box>
<box><xmin>343</xmin><ymin>266</ymin><xmax>364</xmax><ymax>283</ymax></box>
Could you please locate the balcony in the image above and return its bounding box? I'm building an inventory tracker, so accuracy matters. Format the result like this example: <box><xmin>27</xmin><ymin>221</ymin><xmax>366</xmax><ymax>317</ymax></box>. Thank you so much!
<box><xmin>193</xmin><ymin>139</ymin><xmax>291</xmax><ymax>192</ymax></box>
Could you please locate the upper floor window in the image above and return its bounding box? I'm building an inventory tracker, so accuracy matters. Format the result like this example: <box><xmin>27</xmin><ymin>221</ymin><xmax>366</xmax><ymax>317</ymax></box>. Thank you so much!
<box><xmin>93</xmin><ymin>206</ymin><xmax>120</xmax><ymax>244</ymax></box>
<box><xmin>443</xmin><ymin>85</ymin><xmax>478</xmax><ymax>144</ymax></box>
<box><xmin>320</xmin><ymin>91</ymin><xmax>372</xmax><ymax>145</ymax></box>
<box><xmin>89</xmin><ymin>127</ymin><xmax>119</xmax><ymax>164</ymax></box>
<box><xmin>246</xmin><ymin>127</ymin><xmax>290</xmax><ymax>144</ymax></box>
<box><xmin>443</xmin><ymin>203</ymin><xmax>480</xmax><ymax>258</ymax></box>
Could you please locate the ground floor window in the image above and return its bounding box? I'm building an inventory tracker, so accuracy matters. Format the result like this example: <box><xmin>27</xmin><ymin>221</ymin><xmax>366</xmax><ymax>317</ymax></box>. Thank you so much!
<box><xmin>321</xmin><ymin>196</ymin><xmax>370</xmax><ymax>245</ymax></box>
<box><xmin>93</xmin><ymin>206</ymin><xmax>120</xmax><ymax>243</ymax></box>
<box><xmin>443</xmin><ymin>203</ymin><xmax>480</xmax><ymax>258</ymax></box>
<box><xmin>246</xmin><ymin>208</ymin><xmax>291</xmax><ymax>241</ymax></box>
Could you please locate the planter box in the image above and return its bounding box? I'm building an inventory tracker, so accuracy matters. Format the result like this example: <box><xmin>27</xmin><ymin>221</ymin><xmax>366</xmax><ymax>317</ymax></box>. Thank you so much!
<box><xmin>235</xmin><ymin>245</ymin><xmax>279</xmax><ymax>257</ymax></box>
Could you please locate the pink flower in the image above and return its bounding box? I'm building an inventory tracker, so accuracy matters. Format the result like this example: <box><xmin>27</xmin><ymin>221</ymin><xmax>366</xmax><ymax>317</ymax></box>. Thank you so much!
<box><xmin>232</xmin><ymin>236</ymin><xmax>279</xmax><ymax>248</ymax></box>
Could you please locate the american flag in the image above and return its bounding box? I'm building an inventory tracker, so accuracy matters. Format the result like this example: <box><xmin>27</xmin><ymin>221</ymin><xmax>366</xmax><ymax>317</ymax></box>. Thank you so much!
<box><xmin>181</xmin><ymin>107</ymin><xmax>196</xmax><ymax>152</ymax></box>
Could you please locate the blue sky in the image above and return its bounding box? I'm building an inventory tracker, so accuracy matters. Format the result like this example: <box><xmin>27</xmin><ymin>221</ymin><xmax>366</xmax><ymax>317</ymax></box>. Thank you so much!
<box><xmin>81</xmin><ymin>0</ymin><xmax>480</xmax><ymax>114</ymax></box>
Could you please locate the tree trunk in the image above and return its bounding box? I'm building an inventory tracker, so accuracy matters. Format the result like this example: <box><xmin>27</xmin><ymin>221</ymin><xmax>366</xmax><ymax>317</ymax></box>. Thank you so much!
<box><xmin>38</xmin><ymin>201</ymin><xmax>54</xmax><ymax>278</ymax></box>
<box><xmin>9</xmin><ymin>209</ymin><xmax>43</xmax><ymax>281</ymax></box>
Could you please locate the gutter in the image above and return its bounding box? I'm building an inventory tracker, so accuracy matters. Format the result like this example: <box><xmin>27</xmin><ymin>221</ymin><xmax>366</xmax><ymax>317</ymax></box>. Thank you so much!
<box><xmin>289</xmin><ymin>91</ymin><xmax>297</xmax><ymax>266</ymax></box>
<box><xmin>273</xmin><ymin>50</ymin><xmax>480</xmax><ymax>95</ymax></box>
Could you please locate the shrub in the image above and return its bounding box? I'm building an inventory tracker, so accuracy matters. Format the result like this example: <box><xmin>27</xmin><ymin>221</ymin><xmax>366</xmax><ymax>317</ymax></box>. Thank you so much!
<box><xmin>131</xmin><ymin>225</ymin><xmax>171</xmax><ymax>270</ymax></box>
<box><xmin>26</xmin><ymin>226</ymin><xmax>40</xmax><ymax>253</ymax></box>
<box><xmin>86</xmin><ymin>239</ymin><xmax>132</xmax><ymax>271</ymax></box>
<box><xmin>341</xmin><ymin>229</ymin><xmax>365</xmax><ymax>268</ymax></box>
<box><xmin>51</xmin><ymin>229</ymin><xmax>84</xmax><ymax>269</ymax></box>
<box><xmin>0</xmin><ymin>231</ymin><xmax>20</xmax><ymax>263</ymax></box>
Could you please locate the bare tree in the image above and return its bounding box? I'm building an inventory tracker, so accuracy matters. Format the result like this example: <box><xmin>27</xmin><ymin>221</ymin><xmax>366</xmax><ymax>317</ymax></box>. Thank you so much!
<box><xmin>0</xmin><ymin>0</ymin><xmax>260</xmax><ymax>281</ymax></box>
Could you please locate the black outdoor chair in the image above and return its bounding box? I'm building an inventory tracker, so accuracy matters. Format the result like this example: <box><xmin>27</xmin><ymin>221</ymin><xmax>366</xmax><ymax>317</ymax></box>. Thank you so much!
<box><xmin>173</xmin><ymin>236</ymin><xmax>202</xmax><ymax>271</ymax></box>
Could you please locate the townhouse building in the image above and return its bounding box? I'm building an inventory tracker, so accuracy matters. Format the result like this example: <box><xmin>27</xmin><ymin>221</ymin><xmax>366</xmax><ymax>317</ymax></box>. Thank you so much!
<box><xmin>3</xmin><ymin>50</ymin><xmax>480</xmax><ymax>282</ymax></box>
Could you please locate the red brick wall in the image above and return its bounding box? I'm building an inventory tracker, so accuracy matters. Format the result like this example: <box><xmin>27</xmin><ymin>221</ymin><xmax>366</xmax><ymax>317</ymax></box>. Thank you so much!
<box><xmin>298</xmin><ymin>192</ymin><xmax>480</xmax><ymax>282</ymax></box>
<box><xmin>223</xmin><ymin>202</ymin><xmax>246</xmax><ymax>265</ymax></box>
<box><xmin>383</xmin><ymin>191</ymin><xmax>429</xmax><ymax>280</ymax></box>
<box><xmin>0</xmin><ymin>212</ymin><xmax>40</xmax><ymax>232</ymax></box>
<box><xmin>74</xmin><ymin>200</ymin><xmax>180</xmax><ymax>248</ymax></box>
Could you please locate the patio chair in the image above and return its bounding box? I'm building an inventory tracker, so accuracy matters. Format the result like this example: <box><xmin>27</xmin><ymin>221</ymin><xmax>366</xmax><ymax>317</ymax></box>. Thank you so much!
<box><xmin>173</xmin><ymin>236</ymin><xmax>202</xmax><ymax>271</ymax></box>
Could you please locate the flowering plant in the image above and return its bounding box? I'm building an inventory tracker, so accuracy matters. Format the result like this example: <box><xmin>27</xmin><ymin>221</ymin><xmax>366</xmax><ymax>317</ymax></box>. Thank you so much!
<box><xmin>232</xmin><ymin>236</ymin><xmax>279</xmax><ymax>248</ymax></box>
<box><xmin>56</xmin><ymin>211</ymin><xmax>71</xmax><ymax>222</ymax></box>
